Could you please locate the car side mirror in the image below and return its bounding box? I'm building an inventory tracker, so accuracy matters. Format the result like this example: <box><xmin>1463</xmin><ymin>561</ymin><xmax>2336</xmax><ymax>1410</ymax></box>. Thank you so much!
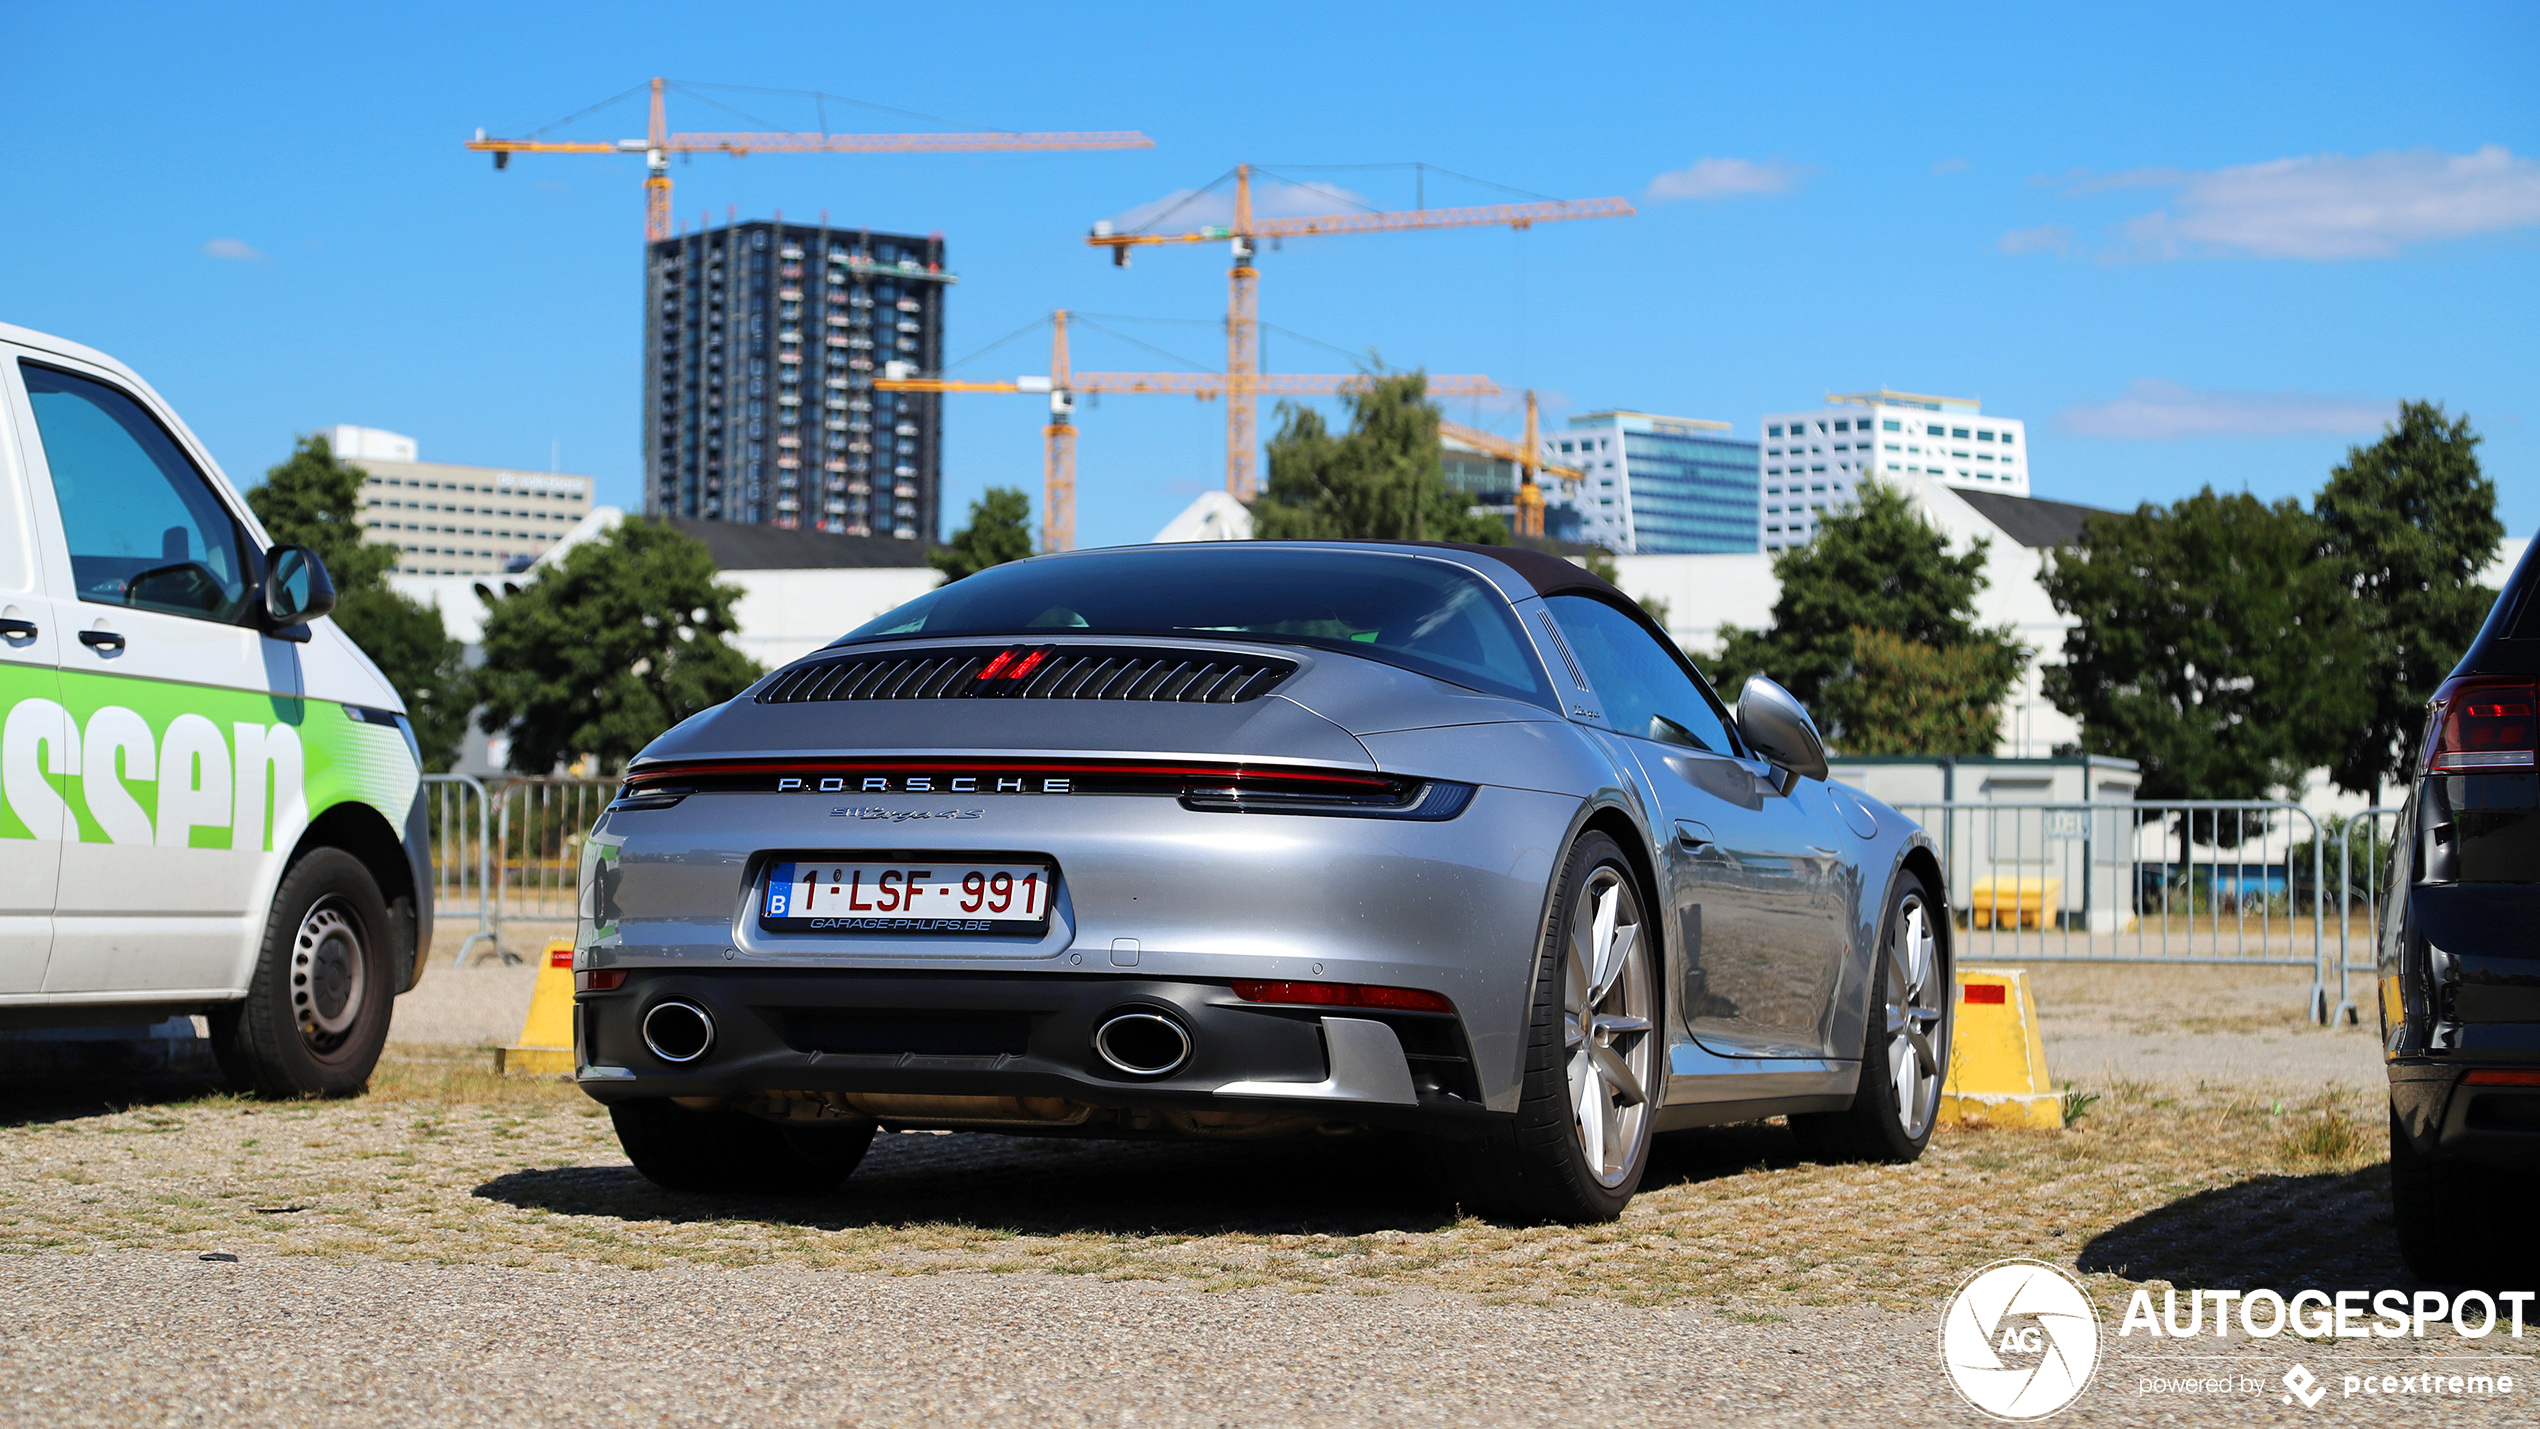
<box><xmin>1736</xmin><ymin>674</ymin><xmax>1829</xmax><ymax>785</ymax></box>
<box><xmin>263</xmin><ymin>544</ymin><xmax>338</xmax><ymax>636</ymax></box>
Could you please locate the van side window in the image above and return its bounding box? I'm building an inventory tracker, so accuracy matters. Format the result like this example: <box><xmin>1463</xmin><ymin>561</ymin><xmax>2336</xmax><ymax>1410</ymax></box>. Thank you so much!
<box><xmin>21</xmin><ymin>362</ymin><xmax>254</xmax><ymax>622</ymax></box>
<box><xmin>1545</xmin><ymin>594</ymin><xmax>1738</xmax><ymax>754</ymax></box>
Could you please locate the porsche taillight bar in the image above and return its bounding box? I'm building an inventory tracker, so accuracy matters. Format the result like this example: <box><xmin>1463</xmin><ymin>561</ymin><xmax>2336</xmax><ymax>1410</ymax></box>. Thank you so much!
<box><xmin>621</xmin><ymin>756</ymin><xmax>1401</xmax><ymax>793</ymax></box>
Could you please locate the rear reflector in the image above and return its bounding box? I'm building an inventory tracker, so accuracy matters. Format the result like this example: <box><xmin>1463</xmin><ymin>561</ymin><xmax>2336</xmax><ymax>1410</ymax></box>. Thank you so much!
<box><xmin>2463</xmin><ymin>1069</ymin><xmax>2540</xmax><ymax>1086</ymax></box>
<box><xmin>1231</xmin><ymin>979</ymin><xmax>1454</xmax><ymax>1014</ymax></box>
<box><xmin>575</xmin><ymin>969</ymin><xmax>628</xmax><ymax>993</ymax></box>
<box><xmin>1963</xmin><ymin>983</ymin><xmax>2007</xmax><ymax>1005</ymax></box>
<box><xmin>2426</xmin><ymin>679</ymin><xmax>2538</xmax><ymax>773</ymax></box>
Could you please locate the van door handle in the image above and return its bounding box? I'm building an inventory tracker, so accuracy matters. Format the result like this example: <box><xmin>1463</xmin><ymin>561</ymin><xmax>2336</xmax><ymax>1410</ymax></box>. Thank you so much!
<box><xmin>0</xmin><ymin>618</ymin><xmax>35</xmax><ymax>639</ymax></box>
<box><xmin>78</xmin><ymin>629</ymin><xmax>126</xmax><ymax>653</ymax></box>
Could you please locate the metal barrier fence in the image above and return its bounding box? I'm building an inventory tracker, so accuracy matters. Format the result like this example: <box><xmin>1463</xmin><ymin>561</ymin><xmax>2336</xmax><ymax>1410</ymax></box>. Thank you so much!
<box><xmin>420</xmin><ymin>774</ymin><xmax>498</xmax><ymax>966</ymax></box>
<box><xmin>2335</xmin><ymin>806</ymin><xmax>2403</xmax><ymax>1029</ymax></box>
<box><xmin>419</xmin><ymin>774</ymin><xmax>616</xmax><ymax>966</ymax></box>
<box><xmin>415</xmin><ymin>781</ymin><xmax>2396</xmax><ymax>1021</ymax></box>
<box><xmin>1895</xmin><ymin>800</ymin><xmax>2363</xmax><ymax>1023</ymax></box>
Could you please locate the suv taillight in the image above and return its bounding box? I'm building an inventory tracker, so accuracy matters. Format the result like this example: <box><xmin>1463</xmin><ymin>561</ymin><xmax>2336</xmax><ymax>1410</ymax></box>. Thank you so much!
<box><xmin>2425</xmin><ymin>678</ymin><xmax>2539</xmax><ymax>773</ymax></box>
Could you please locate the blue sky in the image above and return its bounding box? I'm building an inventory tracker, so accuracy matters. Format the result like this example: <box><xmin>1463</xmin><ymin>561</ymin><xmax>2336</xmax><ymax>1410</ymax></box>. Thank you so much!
<box><xmin>4</xmin><ymin>1</ymin><xmax>2534</xmax><ymax>549</ymax></box>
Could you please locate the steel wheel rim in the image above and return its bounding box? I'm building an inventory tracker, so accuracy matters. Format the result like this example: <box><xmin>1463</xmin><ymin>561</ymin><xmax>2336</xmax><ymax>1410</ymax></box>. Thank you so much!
<box><xmin>291</xmin><ymin>897</ymin><xmax>367</xmax><ymax>1051</ymax></box>
<box><xmin>1887</xmin><ymin>893</ymin><xmax>1944</xmax><ymax>1139</ymax></box>
<box><xmin>1564</xmin><ymin>864</ymin><xmax>1654</xmax><ymax>1189</ymax></box>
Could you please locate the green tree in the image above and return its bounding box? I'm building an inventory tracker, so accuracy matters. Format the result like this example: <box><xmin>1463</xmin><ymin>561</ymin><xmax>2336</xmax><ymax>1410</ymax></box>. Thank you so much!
<box><xmin>1250</xmin><ymin>373</ymin><xmax>1509</xmax><ymax>544</ymax></box>
<box><xmin>1712</xmin><ymin>481</ymin><xmax>2025</xmax><ymax>742</ymax></box>
<box><xmin>930</xmin><ymin>486</ymin><xmax>1035</xmax><ymax>581</ymax></box>
<box><xmin>2041</xmin><ymin>490</ymin><xmax>2369</xmax><ymax>804</ymax></box>
<box><xmin>1825</xmin><ymin>627</ymin><xmax>2023</xmax><ymax>755</ymax></box>
<box><xmin>2314</xmin><ymin>401</ymin><xmax>2502</xmax><ymax>794</ymax></box>
<box><xmin>246</xmin><ymin>436</ymin><xmax>471</xmax><ymax>769</ymax></box>
<box><xmin>246</xmin><ymin>435</ymin><xmax>398</xmax><ymax>591</ymax></box>
<box><xmin>474</xmin><ymin>519</ymin><xmax>761</xmax><ymax>774</ymax></box>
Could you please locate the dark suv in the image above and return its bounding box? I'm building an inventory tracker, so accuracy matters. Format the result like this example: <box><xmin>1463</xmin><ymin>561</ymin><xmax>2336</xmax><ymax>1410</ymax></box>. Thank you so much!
<box><xmin>2386</xmin><ymin>539</ymin><xmax>2540</xmax><ymax>1282</ymax></box>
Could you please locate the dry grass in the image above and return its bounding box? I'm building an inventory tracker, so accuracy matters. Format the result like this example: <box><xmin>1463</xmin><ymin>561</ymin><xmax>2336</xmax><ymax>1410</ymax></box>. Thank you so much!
<box><xmin>0</xmin><ymin>1048</ymin><xmax>2411</xmax><ymax>1308</ymax></box>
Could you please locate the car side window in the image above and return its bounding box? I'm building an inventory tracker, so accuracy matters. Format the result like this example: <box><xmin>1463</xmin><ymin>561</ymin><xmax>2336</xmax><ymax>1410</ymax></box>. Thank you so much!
<box><xmin>21</xmin><ymin>362</ymin><xmax>254</xmax><ymax>623</ymax></box>
<box><xmin>1547</xmin><ymin>594</ymin><xmax>1738</xmax><ymax>754</ymax></box>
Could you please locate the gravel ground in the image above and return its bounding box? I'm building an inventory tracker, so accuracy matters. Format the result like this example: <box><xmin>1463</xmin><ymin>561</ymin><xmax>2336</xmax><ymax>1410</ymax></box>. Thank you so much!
<box><xmin>0</xmin><ymin>954</ymin><xmax>2501</xmax><ymax>1426</ymax></box>
<box><xmin>2025</xmin><ymin>963</ymin><xmax>2386</xmax><ymax>1091</ymax></box>
<box><xmin>1</xmin><ymin>1253</ymin><xmax>2532</xmax><ymax>1428</ymax></box>
<box><xmin>385</xmin><ymin>932</ymin><xmax>552</xmax><ymax>1048</ymax></box>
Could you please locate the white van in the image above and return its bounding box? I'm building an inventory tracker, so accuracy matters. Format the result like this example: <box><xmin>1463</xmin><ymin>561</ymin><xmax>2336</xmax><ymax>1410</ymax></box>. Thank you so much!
<box><xmin>0</xmin><ymin>323</ymin><xmax>427</xmax><ymax>1094</ymax></box>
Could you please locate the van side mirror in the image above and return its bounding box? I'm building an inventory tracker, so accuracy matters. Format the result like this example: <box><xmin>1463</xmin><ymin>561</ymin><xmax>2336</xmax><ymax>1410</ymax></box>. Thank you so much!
<box><xmin>263</xmin><ymin>544</ymin><xmax>338</xmax><ymax>636</ymax></box>
<box><xmin>1735</xmin><ymin>674</ymin><xmax>1829</xmax><ymax>785</ymax></box>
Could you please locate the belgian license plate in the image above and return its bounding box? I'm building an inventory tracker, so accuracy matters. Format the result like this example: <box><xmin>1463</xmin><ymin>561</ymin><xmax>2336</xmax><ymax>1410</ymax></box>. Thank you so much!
<box><xmin>760</xmin><ymin>860</ymin><xmax>1053</xmax><ymax>935</ymax></box>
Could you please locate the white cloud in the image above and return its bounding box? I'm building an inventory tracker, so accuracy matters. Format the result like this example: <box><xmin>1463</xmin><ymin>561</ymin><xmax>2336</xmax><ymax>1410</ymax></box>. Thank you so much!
<box><xmin>1931</xmin><ymin>157</ymin><xmax>1971</xmax><ymax>177</ymax></box>
<box><xmin>2058</xmin><ymin>380</ymin><xmax>2394</xmax><ymax>439</ymax></box>
<box><xmin>1644</xmin><ymin>157</ymin><xmax>1803</xmax><ymax>203</ymax></box>
<box><xmin>202</xmin><ymin>237</ymin><xmax>266</xmax><ymax>263</ymax></box>
<box><xmin>1999</xmin><ymin>223</ymin><xmax>2074</xmax><ymax>257</ymax></box>
<box><xmin>2103</xmin><ymin>145</ymin><xmax>2540</xmax><ymax>260</ymax></box>
<box><xmin>1101</xmin><ymin>178</ymin><xmax>1366</xmax><ymax>234</ymax></box>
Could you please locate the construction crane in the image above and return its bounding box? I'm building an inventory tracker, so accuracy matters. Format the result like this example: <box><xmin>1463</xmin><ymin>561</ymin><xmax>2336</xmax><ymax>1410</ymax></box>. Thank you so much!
<box><xmin>1086</xmin><ymin>165</ymin><xmax>1632</xmax><ymax>500</ymax></box>
<box><xmin>470</xmin><ymin>78</ymin><xmax>1153</xmax><ymax>242</ymax></box>
<box><xmin>879</xmin><ymin>310</ymin><xmax>1500</xmax><ymax>553</ymax></box>
<box><xmin>1438</xmin><ymin>391</ymin><xmax>1584</xmax><ymax>539</ymax></box>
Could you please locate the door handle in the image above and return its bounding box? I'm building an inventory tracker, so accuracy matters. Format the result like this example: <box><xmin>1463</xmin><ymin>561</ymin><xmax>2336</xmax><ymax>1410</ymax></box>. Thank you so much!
<box><xmin>78</xmin><ymin>629</ymin><xmax>126</xmax><ymax>653</ymax></box>
<box><xmin>0</xmin><ymin>618</ymin><xmax>34</xmax><ymax>640</ymax></box>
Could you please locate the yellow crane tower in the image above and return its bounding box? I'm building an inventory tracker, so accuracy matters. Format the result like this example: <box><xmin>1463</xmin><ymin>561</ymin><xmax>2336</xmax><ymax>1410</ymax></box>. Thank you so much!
<box><xmin>1087</xmin><ymin>165</ymin><xmax>1631</xmax><ymax>499</ymax></box>
<box><xmin>879</xmin><ymin>310</ymin><xmax>1501</xmax><ymax>552</ymax></box>
<box><xmin>470</xmin><ymin>78</ymin><xmax>1153</xmax><ymax>242</ymax></box>
<box><xmin>1438</xmin><ymin>391</ymin><xmax>1585</xmax><ymax>539</ymax></box>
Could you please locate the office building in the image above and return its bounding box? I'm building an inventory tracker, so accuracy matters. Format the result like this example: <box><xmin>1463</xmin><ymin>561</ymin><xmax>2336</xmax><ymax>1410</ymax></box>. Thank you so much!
<box><xmin>643</xmin><ymin>219</ymin><xmax>952</xmax><ymax>539</ymax></box>
<box><xmin>1553</xmin><ymin>411</ymin><xmax>1758</xmax><ymax>555</ymax></box>
<box><xmin>1759</xmin><ymin>390</ymin><xmax>2028</xmax><ymax>549</ymax></box>
<box><xmin>1439</xmin><ymin>438</ymin><xmax>1587</xmax><ymax>544</ymax></box>
<box><xmin>332</xmin><ymin>426</ymin><xmax>593</xmax><ymax>578</ymax></box>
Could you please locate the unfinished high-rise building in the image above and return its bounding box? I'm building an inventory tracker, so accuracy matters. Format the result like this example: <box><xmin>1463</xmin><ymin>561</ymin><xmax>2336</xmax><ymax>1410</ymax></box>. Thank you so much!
<box><xmin>644</xmin><ymin>219</ymin><xmax>951</xmax><ymax>538</ymax></box>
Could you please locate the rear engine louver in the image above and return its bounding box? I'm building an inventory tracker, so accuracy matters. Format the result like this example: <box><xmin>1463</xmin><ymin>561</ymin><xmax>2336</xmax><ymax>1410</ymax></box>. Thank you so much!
<box><xmin>756</xmin><ymin>647</ymin><xmax>1297</xmax><ymax>705</ymax></box>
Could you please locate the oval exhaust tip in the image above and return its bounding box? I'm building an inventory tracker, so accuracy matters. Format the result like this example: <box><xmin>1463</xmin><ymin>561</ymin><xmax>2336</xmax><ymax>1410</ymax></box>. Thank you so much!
<box><xmin>642</xmin><ymin>1000</ymin><xmax>716</xmax><ymax>1064</ymax></box>
<box><xmin>1093</xmin><ymin>1010</ymin><xmax>1191</xmax><ymax>1076</ymax></box>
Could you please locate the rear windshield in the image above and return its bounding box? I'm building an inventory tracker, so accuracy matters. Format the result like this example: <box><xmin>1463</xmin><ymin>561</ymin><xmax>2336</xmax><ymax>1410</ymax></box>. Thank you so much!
<box><xmin>837</xmin><ymin>546</ymin><xmax>1551</xmax><ymax>703</ymax></box>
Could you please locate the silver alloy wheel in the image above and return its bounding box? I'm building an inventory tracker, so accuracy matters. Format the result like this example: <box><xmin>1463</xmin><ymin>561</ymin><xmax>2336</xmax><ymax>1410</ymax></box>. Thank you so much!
<box><xmin>1564</xmin><ymin>865</ymin><xmax>1655</xmax><ymax>1188</ymax></box>
<box><xmin>1887</xmin><ymin>892</ymin><xmax>1944</xmax><ymax>1139</ymax></box>
<box><xmin>290</xmin><ymin>897</ymin><xmax>367</xmax><ymax>1050</ymax></box>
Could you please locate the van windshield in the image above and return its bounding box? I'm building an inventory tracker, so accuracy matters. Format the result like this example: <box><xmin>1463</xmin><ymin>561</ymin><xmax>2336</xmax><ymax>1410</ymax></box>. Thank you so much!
<box><xmin>837</xmin><ymin>546</ymin><xmax>1550</xmax><ymax>703</ymax></box>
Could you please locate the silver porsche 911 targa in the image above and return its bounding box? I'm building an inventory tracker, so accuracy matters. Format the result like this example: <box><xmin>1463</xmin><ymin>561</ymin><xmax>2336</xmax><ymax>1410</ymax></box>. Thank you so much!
<box><xmin>573</xmin><ymin>541</ymin><xmax>1951</xmax><ymax>1223</ymax></box>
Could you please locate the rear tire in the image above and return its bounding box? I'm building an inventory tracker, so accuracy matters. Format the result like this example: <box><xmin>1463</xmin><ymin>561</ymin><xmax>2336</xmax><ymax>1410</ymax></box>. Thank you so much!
<box><xmin>1437</xmin><ymin>831</ymin><xmax>1657</xmax><ymax>1225</ymax></box>
<box><xmin>611</xmin><ymin>1099</ymin><xmax>874</xmax><ymax>1195</ymax></box>
<box><xmin>2390</xmin><ymin>1108</ymin><xmax>2467</xmax><ymax>1283</ymax></box>
<box><xmin>1790</xmin><ymin>870</ymin><xmax>1947</xmax><ymax>1164</ymax></box>
<box><xmin>2387</xmin><ymin>1109</ymin><xmax>2540</xmax><ymax>1288</ymax></box>
<box><xmin>211</xmin><ymin>848</ymin><xmax>395</xmax><ymax>1098</ymax></box>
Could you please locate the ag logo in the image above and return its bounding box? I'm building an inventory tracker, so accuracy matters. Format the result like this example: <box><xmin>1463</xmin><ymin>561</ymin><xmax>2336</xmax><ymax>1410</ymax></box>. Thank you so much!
<box><xmin>1940</xmin><ymin>1259</ymin><xmax>2101</xmax><ymax>1420</ymax></box>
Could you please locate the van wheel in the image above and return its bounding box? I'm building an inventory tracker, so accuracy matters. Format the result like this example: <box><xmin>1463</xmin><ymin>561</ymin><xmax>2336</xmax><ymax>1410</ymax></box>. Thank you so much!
<box><xmin>611</xmin><ymin>1100</ymin><xmax>874</xmax><ymax>1195</ymax></box>
<box><xmin>211</xmin><ymin>849</ymin><xmax>395</xmax><ymax>1098</ymax></box>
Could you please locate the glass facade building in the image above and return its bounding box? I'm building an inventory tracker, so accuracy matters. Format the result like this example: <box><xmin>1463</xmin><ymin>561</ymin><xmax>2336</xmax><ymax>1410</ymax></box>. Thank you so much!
<box><xmin>644</xmin><ymin>220</ymin><xmax>952</xmax><ymax>539</ymax></box>
<box><xmin>1553</xmin><ymin>411</ymin><xmax>1759</xmax><ymax>554</ymax></box>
